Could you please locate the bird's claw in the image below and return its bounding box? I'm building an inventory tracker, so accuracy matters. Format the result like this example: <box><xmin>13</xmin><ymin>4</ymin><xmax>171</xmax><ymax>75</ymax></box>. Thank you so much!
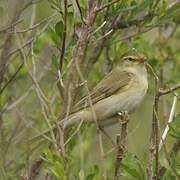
<box><xmin>118</xmin><ymin>111</ymin><xmax>129</xmax><ymax>124</ymax></box>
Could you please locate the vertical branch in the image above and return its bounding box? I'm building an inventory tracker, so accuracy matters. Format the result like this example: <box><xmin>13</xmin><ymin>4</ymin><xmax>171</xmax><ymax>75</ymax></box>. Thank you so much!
<box><xmin>75</xmin><ymin>0</ymin><xmax>86</xmax><ymax>24</ymax></box>
<box><xmin>147</xmin><ymin>63</ymin><xmax>160</xmax><ymax>180</ymax></box>
<box><xmin>147</xmin><ymin>64</ymin><xmax>180</xmax><ymax>180</ymax></box>
<box><xmin>29</xmin><ymin>1</ymin><xmax>100</xmax><ymax>179</ymax></box>
<box><xmin>146</xmin><ymin>11</ymin><xmax>180</xmax><ymax>179</ymax></box>
<box><xmin>64</xmin><ymin>0</ymin><xmax>100</xmax><ymax>108</ymax></box>
<box><xmin>57</xmin><ymin>0</ymin><xmax>67</xmax><ymax>101</ymax></box>
<box><xmin>114</xmin><ymin>112</ymin><xmax>128</xmax><ymax>180</ymax></box>
<box><xmin>154</xmin><ymin>93</ymin><xmax>160</xmax><ymax>179</ymax></box>
<box><xmin>59</xmin><ymin>0</ymin><xmax>67</xmax><ymax>71</ymax></box>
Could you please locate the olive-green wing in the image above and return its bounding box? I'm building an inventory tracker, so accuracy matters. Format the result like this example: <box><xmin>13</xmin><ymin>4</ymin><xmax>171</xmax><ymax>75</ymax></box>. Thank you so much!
<box><xmin>71</xmin><ymin>68</ymin><xmax>133</xmax><ymax>113</ymax></box>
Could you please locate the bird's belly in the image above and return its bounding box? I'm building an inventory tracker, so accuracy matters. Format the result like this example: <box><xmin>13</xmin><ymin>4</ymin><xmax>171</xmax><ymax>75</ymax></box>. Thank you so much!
<box><xmin>94</xmin><ymin>87</ymin><xmax>147</xmax><ymax>121</ymax></box>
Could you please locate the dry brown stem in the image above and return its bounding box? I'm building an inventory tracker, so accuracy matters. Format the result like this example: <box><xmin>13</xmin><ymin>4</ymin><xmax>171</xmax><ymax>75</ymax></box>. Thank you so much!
<box><xmin>114</xmin><ymin>112</ymin><xmax>129</xmax><ymax>180</ymax></box>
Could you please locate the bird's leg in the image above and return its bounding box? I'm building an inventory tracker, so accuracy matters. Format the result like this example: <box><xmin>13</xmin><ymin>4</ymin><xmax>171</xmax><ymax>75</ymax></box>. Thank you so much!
<box><xmin>118</xmin><ymin>111</ymin><xmax>129</xmax><ymax>124</ymax></box>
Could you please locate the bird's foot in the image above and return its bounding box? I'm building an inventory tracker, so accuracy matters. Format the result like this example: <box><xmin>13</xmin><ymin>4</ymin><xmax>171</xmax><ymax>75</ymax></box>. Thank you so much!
<box><xmin>118</xmin><ymin>111</ymin><xmax>129</xmax><ymax>124</ymax></box>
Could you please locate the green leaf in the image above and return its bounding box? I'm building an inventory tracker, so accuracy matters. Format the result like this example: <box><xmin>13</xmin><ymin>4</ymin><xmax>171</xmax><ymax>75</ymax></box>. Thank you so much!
<box><xmin>156</xmin><ymin>1</ymin><xmax>180</xmax><ymax>24</ymax></box>
<box><xmin>149</xmin><ymin>58</ymin><xmax>158</xmax><ymax>67</ymax></box>
<box><xmin>43</xmin><ymin>149</ymin><xmax>65</xmax><ymax>179</ymax></box>
<box><xmin>86</xmin><ymin>165</ymin><xmax>100</xmax><ymax>180</ymax></box>
<box><xmin>51</xmin><ymin>54</ymin><xmax>59</xmax><ymax>70</ymax></box>
<box><xmin>129</xmin><ymin>1</ymin><xmax>150</xmax><ymax>19</ymax></box>
<box><xmin>67</xmin><ymin>12</ymin><xmax>74</xmax><ymax>32</ymax></box>
<box><xmin>121</xmin><ymin>153</ymin><xmax>146</xmax><ymax>180</ymax></box>
<box><xmin>55</xmin><ymin>21</ymin><xmax>64</xmax><ymax>38</ymax></box>
<box><xmin>47</xmin><ymin>26</ymin><xmax>61</xmax><ymax>46</ymax></box>
<box><xmin>169</xmin><ymin>114</ymin><xmax>180</xmax><ymax>139</ymax></box>
<box><xmin>78</xmin><ymin>0</ymin><xmax>86</xmax><ymax>9</ymax></box>
<box><xmin>86</xmin><ymin>173</ymin><xmax>96</xmax><ymax>180</ymax></box>
<box><xmin>166</xmin><ymin>2</ymin><xmax>180</xmax><ymax>15</ymax></box>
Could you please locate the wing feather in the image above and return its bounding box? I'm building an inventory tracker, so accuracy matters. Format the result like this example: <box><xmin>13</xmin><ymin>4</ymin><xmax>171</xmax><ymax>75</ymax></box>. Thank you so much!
<box><xmin>71</xmin><ymin>68</ymin><xmax>133</xmax><ymax>113</ymax></box>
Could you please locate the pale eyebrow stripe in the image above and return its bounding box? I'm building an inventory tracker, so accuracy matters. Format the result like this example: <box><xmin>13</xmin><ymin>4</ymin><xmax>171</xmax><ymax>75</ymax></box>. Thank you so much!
<box><xmin>123</xmin><ymin>55</ymin><xmax>138</xmax><ymax>60</ymax></box>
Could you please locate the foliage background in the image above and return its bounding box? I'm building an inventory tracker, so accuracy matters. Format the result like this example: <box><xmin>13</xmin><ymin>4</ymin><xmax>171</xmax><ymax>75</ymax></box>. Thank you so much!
<box><xmin>0</xmin><ymin>0</ymin><xmax>179</xmax><ymax>179</ymax></box>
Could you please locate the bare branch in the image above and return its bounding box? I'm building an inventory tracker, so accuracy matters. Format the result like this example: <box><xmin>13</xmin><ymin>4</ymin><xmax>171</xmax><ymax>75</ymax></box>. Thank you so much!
<box><xmin>15</xmin><ymin>13</ymin><xmax>58</xmax><ymax>33</ymax></box>
<box><xmin>114</xmin><ymin>112</ymin><xmax>128</xmax><ymax>180</ymax></box>
<box><xmin>64</xmin><ymin>0</ymin><xmax>100</xmax><ymax>108</ymax></box>
<box><xmin>0</xmin><ymin>19</ymin><xmax>23</xmax><ymax>33</ymax></box>
<box><xmin>159</xmin><ymin>83</ymin><xmax>180</xmax><ymax>96</ymax></box>
<box><xmin>147</xmin><ymin>63</ymin><xmax>180</xmax><ymax>180</ymax></box>
<box><xmin>59</xmin><ymin>0</ymin><xmax>67</xmax><ymax>71</ymax></box>
<box><xmin>147</xmin><ymin>63</ymin><xmax>160</xmax><ymax>180</ymax></box>
<box><xmin>1</xmin><ymin>70</ymin><xmax>47</xmax><ymax>114</ymax></box>
<box><xmin>96</xmin><ymin>0</ymin><xmax>121</xmax><ymax>12</ymax></box>
<box><xmin>0</xmin><ymin>63</ymin><xmax>23</xmax><ymax>95</ymax></box>
<box><xmin>7</xmin><ymin>20</ymin><xmax>52</xmax><ymax>59</ymax></box>
<box><xmin>75</xmin><ymin>0</ymin><xmax>86</xmax><ymax>24</ymax></box>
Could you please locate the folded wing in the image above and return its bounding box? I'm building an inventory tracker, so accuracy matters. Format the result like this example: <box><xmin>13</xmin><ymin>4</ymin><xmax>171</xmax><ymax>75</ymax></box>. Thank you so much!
<box><xmin>71</xmin><ymin>68</ymin><xmax>133</xmax><ymax>113</ymax></box>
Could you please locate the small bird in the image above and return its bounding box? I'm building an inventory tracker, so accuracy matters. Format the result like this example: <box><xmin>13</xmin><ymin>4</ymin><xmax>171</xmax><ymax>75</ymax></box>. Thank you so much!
<box><xmin>31</xmin><ymin>49</ymin><xmax>148</xmax><ymax>141</ymax></box>
<box><xmin>62</xmin><ymin>49</ymin><xmax>148</xmax><ymax>128</ymax></box>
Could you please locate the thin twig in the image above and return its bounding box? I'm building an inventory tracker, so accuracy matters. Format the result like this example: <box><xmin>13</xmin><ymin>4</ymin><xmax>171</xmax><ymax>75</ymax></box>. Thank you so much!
<box><xmin>16</xmin><ymin>33</ymin><xmax>57</xmax><ymax>150</ymax></box>
<box><xmin>158</xmin><ymin>140</ymin><xmax>180</xmax><ymax>178</ymax></box>
<box><xmin>56</xmin><ymin>0</ymin><xmax>68</xmax><ymax>102</ymax></box>
<box><xmin>0</xmin><ymin>63</ymin><xmax>23</xmax><ymax>95</ymax></box>
<box><xmin>159</xmin><ymin>95</ymin><xmax>177</xmax><ymax>150</ymax></box>
<box><xmin>74</xmin><ymin>45</ymin><xmax>109</xmax><ymax>178</ymax></box>
<box><xmin>147</xmin><ymin>63</ymin><xmax>180</xmax><ymax>180</ymax></box>
<box><xmin>15</xmin><ymin>13</ymin><xmax>58</xmax><ymax>33</ymax></box>
<box><xmin>63</xmin><ymin>0</ymin><xmax>100</xmax><ymax>108</ymax></box>
<box><xmin>91</xmin><ymin>21</ymin><xmax>107</xmax><ymax>35</ymax></box>
<box><xmin>1</xmin><ymin>71</ymin><xmax>47</xmax><ymax>114</ymax></box>
<box><xmin>6</xmin><ymin>18</ymin><xmax>53</xmax><ymax>59</ymax></box>
<box><xmin>57</xmin><ymin>69</ymin><xmax>65</xmax><ymax>87</ymax></box>
<box><xmin>75</xmin><ymin>0</ymin><xmax>86</xmax><ymax>24</ymax></box>
<box><xmin>156</xmin><ymin>111</ymin><xmax>179</xmax><ymax>178</ymax></box>
<box><xmin>0</xmin><ymin>19</ymin><xmax>23</xmax><ymax>33</ymax></box>
<box><xmin>159</xmin><ymin>84</ymin><xmax>180</xmax><ymax>96</ymax></box>
<box><xmin>147</xmin><ymin>63</ymin><xmax>160</xmax><ymax>180</ymax></box>
<box><xmin>96</xmin><ymin>0</ymin><xmax>121</xmax><ymax>12</ymax></box>
<box><xmin>96</xmin><ymin>29</ymin><xmax>113</xmax><ymax>41</ymax></box>
<box><xmin>64</xmin><ymin>119</ymin><xmax>84</xmax><ymax>146</ymax></box>
<box><xmin>59</xmin><ymin>0</ymin><xmax>67</xmax><ymax>71</ymax></box>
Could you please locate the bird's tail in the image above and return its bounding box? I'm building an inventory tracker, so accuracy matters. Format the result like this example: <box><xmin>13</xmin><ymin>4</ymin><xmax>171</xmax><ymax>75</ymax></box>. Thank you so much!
<box><xmin>30</xmin><ymin>109</ymin><xmax>92</xmax><ymax>142</ymax></box>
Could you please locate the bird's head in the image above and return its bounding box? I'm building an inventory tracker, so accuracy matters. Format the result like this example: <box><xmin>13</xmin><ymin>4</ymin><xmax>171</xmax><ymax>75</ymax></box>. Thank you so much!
<box><xmin>121</xmin><ymin>49</ymin><xmax>147</xmax><ymax>68</ymax></box>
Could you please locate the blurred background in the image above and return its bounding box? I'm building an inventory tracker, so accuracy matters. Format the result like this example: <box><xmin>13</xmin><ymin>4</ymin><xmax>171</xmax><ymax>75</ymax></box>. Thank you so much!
<box><xmin>0</xmin><ymin>0</ymin><xmax>179</xmax><ymax>179</ymax></box>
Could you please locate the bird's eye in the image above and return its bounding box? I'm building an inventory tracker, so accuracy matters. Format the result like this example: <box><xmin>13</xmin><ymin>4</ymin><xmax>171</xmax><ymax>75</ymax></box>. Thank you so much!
<box><xmin>128</xmin><ymin>57</ymin><xmax>134</xmax><ymax>61</ymax></box>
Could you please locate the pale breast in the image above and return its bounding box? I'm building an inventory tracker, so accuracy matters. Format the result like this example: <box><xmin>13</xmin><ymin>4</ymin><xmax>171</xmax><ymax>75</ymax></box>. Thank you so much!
<box><xmin>123</xmin><ymin>67</ymin><xmax>148</xmax><ymax>112</ymax></box>
<box><xmin>96</xmin><ymin>66</ymin><xmax>148</xmax><ymax>117</ymax></box>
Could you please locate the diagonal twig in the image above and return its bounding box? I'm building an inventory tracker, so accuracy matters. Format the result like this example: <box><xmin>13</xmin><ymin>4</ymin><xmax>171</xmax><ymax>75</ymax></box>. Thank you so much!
<box><xmin>96</xmin><ymin>0</ymin><xmax>121</xmax><ymax>12</ymax></box>
<box><xmin>159</xmin><ymin>95</ymin><xmax>177</xmax><ymax>150</ymax></box>
<box><xmin>0</xmin><ymin>63</ymin><xmax>24</xmax><ymax>95</ymax></box>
